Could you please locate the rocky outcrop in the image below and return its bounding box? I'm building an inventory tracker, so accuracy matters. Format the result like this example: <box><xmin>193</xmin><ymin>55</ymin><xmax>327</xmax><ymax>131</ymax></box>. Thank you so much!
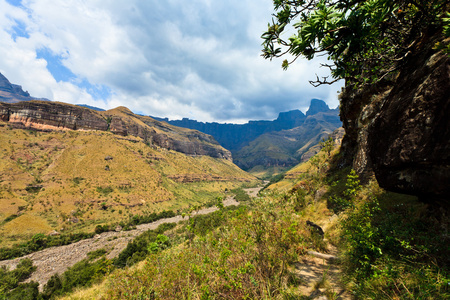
<box><xmin>0</xmin><ymin>102</ymin><xmax>231</xmax><ymax>161</ymax></box>
<box><xmin>104</xmin><ymin>107</ymin><xmax>232</xmax><ymax>160</ymax></box>
<box><xmin>339</xmin><ymin>33</ymin><xmax>450</xmax><ymax>203</ymax></box>
<box><xmin>0</xmin><ymin>72</ymin><xmax>47</xmax><ymax>103</ymax></box>
<box><xmin>157</xmin><ymin>99</ymin><xmax>341</xmax><ymax>170</ymax></box>
<box><xmin>0</xmin><ymin>101</ymin><xmax>108</xmax><ymax>131</ymax></box>
<box><xmin>367</xmin><ymin>40</ymin><xmax>450</xmax><ymax>202</ymax></box>
<box><xmin>153</xmin><ymin>108</ymin><xmax>310</xmax><ymax>152</ymax></box>
<box><xmin>306</xmin><ymin>98</ymin><xmax>332</xmax><ymax>116</ymax></box>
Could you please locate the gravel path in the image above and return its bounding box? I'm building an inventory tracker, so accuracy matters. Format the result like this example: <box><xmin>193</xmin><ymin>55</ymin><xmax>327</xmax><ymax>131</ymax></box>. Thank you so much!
<box><xmin>0</xmin><ymin>196</ymin><xmax>243</xmax><ymax>291</ymax></box>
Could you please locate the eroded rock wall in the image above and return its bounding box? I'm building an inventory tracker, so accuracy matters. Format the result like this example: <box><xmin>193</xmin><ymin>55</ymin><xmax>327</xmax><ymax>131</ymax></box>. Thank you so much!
<box><xmin>339</xmin><ymin>33</ymin><xmax>450</xmax><ymax>203</ymax></box>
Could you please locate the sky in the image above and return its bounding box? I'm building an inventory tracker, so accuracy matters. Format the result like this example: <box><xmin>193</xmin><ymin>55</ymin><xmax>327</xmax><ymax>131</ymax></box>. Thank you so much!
<box><xmin>0</xmin><ymin>0</ymin><xmax>344</xmax><ymax>123</ymax></box>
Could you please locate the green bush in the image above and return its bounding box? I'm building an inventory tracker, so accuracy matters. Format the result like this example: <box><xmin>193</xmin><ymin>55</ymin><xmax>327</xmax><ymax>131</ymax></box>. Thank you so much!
<box><xmin>341</xmin><ymin>191</ymin><xmax>450</xmax><ymax>298</ymax></box>
<box><xmin>0</xmin><ymin>258</ymin><xmax>37</xmax><ymax>298</ymax></box>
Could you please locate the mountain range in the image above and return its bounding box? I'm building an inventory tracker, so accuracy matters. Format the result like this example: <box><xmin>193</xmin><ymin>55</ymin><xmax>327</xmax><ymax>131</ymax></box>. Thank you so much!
<box><xmin>154</xmin><ymin>99</ymin><xmax>342</xmax><ymax>174</ymax></box>
<box><xmin>0</xmin><ymin>72</ymin><xmax>342</xmax><ymax>176</ymax></box>
<box><xmin>0</xmin><ymin>73</ymin><xmax>49</xmax><ymax>103</ymax></box>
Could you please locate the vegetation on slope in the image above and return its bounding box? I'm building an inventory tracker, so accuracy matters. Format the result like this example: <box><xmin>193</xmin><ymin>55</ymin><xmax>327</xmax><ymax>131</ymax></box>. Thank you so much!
<box><xmin>0</xmin><ymin>122</ymin><xmax>256</xmax><ymax>248</ymax></box>
<box><xmin>27</xmin><ymin>144</ymin><xmax>445</xmax><ymax>299</ymax></box>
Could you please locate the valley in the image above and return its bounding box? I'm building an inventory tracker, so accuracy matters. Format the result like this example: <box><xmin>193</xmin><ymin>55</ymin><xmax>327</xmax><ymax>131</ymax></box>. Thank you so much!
<box><xmin>154</xmin><ymin>99</ymin><xmax>342</xmax><ymax>177</ymax></box>
<box><xmin>0</xmin><ymin>120</ymin><xmax>255</xmax><ymax>247</ymax></box>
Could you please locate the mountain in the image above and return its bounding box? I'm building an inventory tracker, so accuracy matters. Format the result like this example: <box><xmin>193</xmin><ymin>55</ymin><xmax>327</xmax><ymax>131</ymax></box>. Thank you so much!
<box><xmin>0</xmin><ymin>119</ymin><xmax>255</xmax><ymax>246</ymax></box>
<box><xmin>0</xmin><ymin>72</ymin><xmax>49</xmax><ymax>103</ymax></box>
<box><xmin>0</xmin><ymin>101</ymin><xmax>231</xmax><ymax>160</ymax></box>
<box><xmin>155</xmin><ymin>99</ymin><xmax>341</xmax><ymax>174</ymax></box>
<box><xmin>234</xmin><ymin>108</ymin><xmax>342</xmax><ymax>172</ymax></box>
<box><xmin>153</xmin><ymin>108</ymin><xmax>308</xmax><ymax>152</ymax></box>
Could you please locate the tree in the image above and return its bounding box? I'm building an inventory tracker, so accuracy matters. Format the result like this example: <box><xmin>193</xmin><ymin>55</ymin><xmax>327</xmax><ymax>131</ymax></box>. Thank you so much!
<box><xmin>262</xmin><ymin>0</ymin><xmax>448</xmax><ymax>87</ymax></box>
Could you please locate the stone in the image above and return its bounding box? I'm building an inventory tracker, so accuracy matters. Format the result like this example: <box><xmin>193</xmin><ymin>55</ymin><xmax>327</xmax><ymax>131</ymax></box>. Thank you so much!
<box><xmin>339</xmin><ymin>32</ymin><xmax>450</xmax><ymax>204</ymax></box>
<box><xmin>367</xmin><ymin>42</ymin><xmax>450</xmax><ymax>203</ymax></box>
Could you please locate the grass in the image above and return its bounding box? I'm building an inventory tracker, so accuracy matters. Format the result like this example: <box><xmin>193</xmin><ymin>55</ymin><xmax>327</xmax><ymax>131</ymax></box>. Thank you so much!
<box><xmin>0</xmin><ymin>122</ymin><xmax>257</xmax><ymax>247</ymax></box>
<box><xmin>3</xmin><ymin>130</ymin><xmax>448</xmax><ymax>299</ymax></box>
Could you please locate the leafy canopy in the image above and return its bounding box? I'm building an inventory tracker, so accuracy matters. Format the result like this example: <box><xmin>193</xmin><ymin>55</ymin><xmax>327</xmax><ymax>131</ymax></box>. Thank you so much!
<box><xmin>262</xmin><ymin>0</ymin><xmax>448</xmax><ymax>87</ymax></box>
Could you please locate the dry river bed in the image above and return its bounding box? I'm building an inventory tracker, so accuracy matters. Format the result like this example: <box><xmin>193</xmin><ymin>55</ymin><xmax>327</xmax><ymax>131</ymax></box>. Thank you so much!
<box><xmin>0</xmin><ymin>191</ymin><xmax>260</xmax><ymax>291</ymax></box>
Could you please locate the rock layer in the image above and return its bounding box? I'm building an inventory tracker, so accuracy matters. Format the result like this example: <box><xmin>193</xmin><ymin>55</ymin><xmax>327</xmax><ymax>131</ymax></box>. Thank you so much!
<box><xmin>0</xmin><ymin>101</ymin><xmax>231</xmax><ymax>160</ymax></box>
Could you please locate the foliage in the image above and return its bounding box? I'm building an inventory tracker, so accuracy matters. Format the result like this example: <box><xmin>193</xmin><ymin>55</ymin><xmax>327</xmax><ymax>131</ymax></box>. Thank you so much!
<box><xmin>0</xmin><ymin>232</ymin><xmax>95</xmax><ymax>260</ymax></box>
<box><xmin>0</xmin><ymin>258</ymin><xmax>38</xmax><ymax>299</ymax></box>
<box><xmin>262</xmin><ymin>0</ymin><xmax>448</xmax><ymax>86</ymax></box>
<box><xmin>341</xmin><ymin>186</ymin><xmax>450</xmax><ymax>298</ymax></box>
<box><xmin>328</xmin><ymin>169</ymin><xmax>360</xmax><ymax>212</ymax></box>
<box><xmin>231</xmin><ymin>187</ymin><xmax>251</xmax><ymax>202</ymax></box>
<box><xmin>0</xmin><ymin>209</ymin><xmax>177</xmax><ymax>260</ymax></box>
<box><xmin>41</xmin><ymin>256</ymin><xmax>113</xmax><ymax>299</ymax></box>
<box><xmin>319</xmin><ymin>136</ymin><xmax>334</xmax><ymax>157</ymax></box>
<box><xmin>103</xmin><ymin>198</ymin><xmax>313</xmax><ymax>299</ymax></box>
<box><xmin>113</xmin><ymin>222</ymin><xmax>176</xmax><ymax>268</ymax></box>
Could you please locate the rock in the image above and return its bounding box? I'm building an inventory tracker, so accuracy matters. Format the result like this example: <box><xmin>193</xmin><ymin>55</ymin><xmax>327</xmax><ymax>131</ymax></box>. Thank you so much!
<box><xmin>339</xmin><ymin>32</ymin><xmax>450</xmax><ymax>204</ymax></box>
<box><xmin>306</xmin><ymin>220</ymin><xmax>324</xmax><ymax>237</ymax></box>
<box><xmin>0</xmin><ymin>101</ymin><xmax>231</xmax><ymax>161</ymax></box>
<box><xmin>48</xmin><ymin>230</ymin><xmax>60</xmax><ymax>236</ymax></box>
<box><xmin>104</xmin><ymin>156</ymin><xmax>113</xmax><ymax>161</ymax></box>
<box><xmin>367</xmin><ymin>42</ymin><xmax>450</xmax><ymax>203</ymax></box>
<box><xmin>0</xmin><ymin>101</ymin><xmax>108</xmax><ymax>131</ymax></box>
<box><xmin>115</xmin><ymin>225</ymin><xmax>122</xmax><ymax>232</ymax></box>
<box><xmin>306</xmin><ymin>98</ymin><xmax>331</xmax><ymax>116</ymax></box>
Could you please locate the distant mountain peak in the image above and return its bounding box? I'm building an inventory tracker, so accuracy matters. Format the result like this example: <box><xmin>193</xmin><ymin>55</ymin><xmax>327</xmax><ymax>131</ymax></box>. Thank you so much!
<box><xmin>0</xmin><ymin>72</ymin><xmax>48</xmax><ymax>103</ymax></box>
<box><xmin>276</xmin><ymin>109</ymin><xmax>305</xmax><ymax>121</ymax></box>
<box><xmin>306</xmin><ymin>99</ymin><xmax>330</xmax><ymax>116</ymax></box>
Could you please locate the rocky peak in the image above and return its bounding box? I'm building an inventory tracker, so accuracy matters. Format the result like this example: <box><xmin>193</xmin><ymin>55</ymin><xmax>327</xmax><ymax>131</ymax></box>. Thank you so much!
<box><xmin>276</xmin><ymin>110</ymin><xmax>305</xmax><ymax>121</ymax></box>
<box><xmin>0</xmin><ymin>72</ymin><xmax>43</xmax><ymax>103</ymax></box>
<box><xmin>0</xmin><ymin>72</ymin><xmax>15</xmax><ymax>93</ymax></box>
<box><xmin>306</xmin><ymin>99</ymin><xmax>330</xmax><ymax>116</ymax></box>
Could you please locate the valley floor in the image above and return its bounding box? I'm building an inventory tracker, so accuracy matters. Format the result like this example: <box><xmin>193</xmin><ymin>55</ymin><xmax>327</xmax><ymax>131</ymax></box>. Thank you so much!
<box><xmin>0</xmin><ymin>196</ymin><xmax>242</xmax><ymax>291</ymax></box>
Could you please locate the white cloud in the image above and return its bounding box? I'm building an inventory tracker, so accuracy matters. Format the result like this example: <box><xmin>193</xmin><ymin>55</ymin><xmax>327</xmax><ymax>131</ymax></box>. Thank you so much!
<box><xmin>0</xmin><ymin>0</ymin><xmax>344</xmax><ymax>123</ymax></box>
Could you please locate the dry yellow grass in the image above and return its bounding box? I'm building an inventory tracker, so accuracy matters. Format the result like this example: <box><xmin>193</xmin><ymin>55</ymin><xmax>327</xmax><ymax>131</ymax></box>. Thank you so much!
<box><xmin>1</xmin><ymin>213</ymin><xmax>53</xmax><ymax>236</ymax></box>
<box><xmin>0</xmin><ymin>122</ymin><xmax>256</xmax><ymax>245</ymax></box>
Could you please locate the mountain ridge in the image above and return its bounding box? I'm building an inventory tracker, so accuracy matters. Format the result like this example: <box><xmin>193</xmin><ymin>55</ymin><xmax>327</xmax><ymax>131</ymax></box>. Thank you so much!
<box><xmin>154</xmin><ymin>99</ymin><xmax>341</xmax><ymax>173</ymax></box>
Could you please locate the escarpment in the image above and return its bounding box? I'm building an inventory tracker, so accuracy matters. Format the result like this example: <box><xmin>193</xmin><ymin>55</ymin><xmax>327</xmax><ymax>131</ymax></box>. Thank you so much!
<box><xmin>0</xmin><ymin>102</ymin><xmax>231</xmax><ymax>161</ymax></box>
<box><xmin>339</xmin><ymin>33</ymin><xmax>450</xmax><ymax>203</ymax></box>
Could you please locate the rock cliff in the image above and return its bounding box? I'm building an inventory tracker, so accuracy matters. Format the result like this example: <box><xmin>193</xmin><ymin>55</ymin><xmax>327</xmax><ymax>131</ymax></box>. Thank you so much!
<box><xmin>0</xmin><ymin>72</ymin><xmax>47</xmax><ymax>103</ymax></box>
<box><xmin>156</xmin><ymin>99</ymin><xmax>341</xmax><ymax>171</ymax></box>
<box><xmin>0</xmin><ymin>101</ymin><xmax>231</xmax><ymax>160</ymax></box>
<box><xmin>339</xmin><ymin>33</ymin><xmax>449</xmax><ymax>203</ymax></box>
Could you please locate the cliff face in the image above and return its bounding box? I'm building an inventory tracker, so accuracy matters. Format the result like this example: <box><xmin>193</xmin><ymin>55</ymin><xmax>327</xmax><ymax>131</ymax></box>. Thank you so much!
<box><xmin>339</xmin><ymin>34</ymin><xmax>450</xmax><ymax>203</ymax></box>
<box><xmin>234</xmin><ymin>109</ymin><xmax>341</xmax><ymax>170</ymax></box>
<box><xmin>0</xmin><ymin>72</ymin><xmax>46</xmax><ymax>103</ymax></box>
<box><xmin>0</xmin><ymin>102</ymin><xmax>231</xmax><ymax>161</ymax></box>
<box><xmin>156</xmin><ymin>99</ymin><xmax>341</xmax><ymax>171</ymax></box>
<box><xmin>0</xmin><ymin>101</ymin><xmax>108</xmax><ymax>131</ymax></box>
<box><xmin>367</xmin><ymin>41</ymin><xmax>450</xmax><ymax>202</ymax></box>
<box><xmin>153</xmin><ymin>108</ymin><xmax>309</xmax><ymax>152</ymax></box>
<box><xmin>104</xmin><ymin>107</ymin><xmax>231</xmax><ymax>160</ymax></box>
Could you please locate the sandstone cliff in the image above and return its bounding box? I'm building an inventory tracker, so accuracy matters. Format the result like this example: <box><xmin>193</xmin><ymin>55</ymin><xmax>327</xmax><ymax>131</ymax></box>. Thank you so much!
<box><xmin>0</xmin><ymin>101</ymin><xmax>231</xmax><ymax>160</ymax></box>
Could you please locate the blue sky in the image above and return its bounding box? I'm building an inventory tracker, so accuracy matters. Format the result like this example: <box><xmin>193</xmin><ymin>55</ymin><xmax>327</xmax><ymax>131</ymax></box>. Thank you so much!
<box><xmin>0</xmin><ymin>0</ymin><xmax>343</xmax><ymax>123</ymax></box>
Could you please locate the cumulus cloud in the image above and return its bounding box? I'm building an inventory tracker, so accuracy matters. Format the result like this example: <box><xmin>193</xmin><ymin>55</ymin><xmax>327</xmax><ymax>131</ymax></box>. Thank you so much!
<box><xmin>0</xmin><ymin>0</ymin><xmax>344</xmax><ymax>123</ymax></box>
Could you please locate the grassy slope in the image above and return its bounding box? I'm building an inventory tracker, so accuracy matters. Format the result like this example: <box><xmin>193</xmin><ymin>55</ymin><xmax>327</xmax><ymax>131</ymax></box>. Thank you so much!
<box><xmin>0</xmin><ymin>122</ymin><xmax>255</xmax><ymax>246</ymax></box>
<box><xmin>57</xmin><ymin>145</ymin><xmax>448</xmax><ymax>299</ymax></box>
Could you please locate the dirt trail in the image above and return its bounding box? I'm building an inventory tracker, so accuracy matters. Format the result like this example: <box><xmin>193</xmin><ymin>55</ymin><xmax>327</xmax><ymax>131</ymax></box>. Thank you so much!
<box><xmin>0</xmin><ymin>196</ymin><xmax>243</xmax><ymax>290</ymax></box>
